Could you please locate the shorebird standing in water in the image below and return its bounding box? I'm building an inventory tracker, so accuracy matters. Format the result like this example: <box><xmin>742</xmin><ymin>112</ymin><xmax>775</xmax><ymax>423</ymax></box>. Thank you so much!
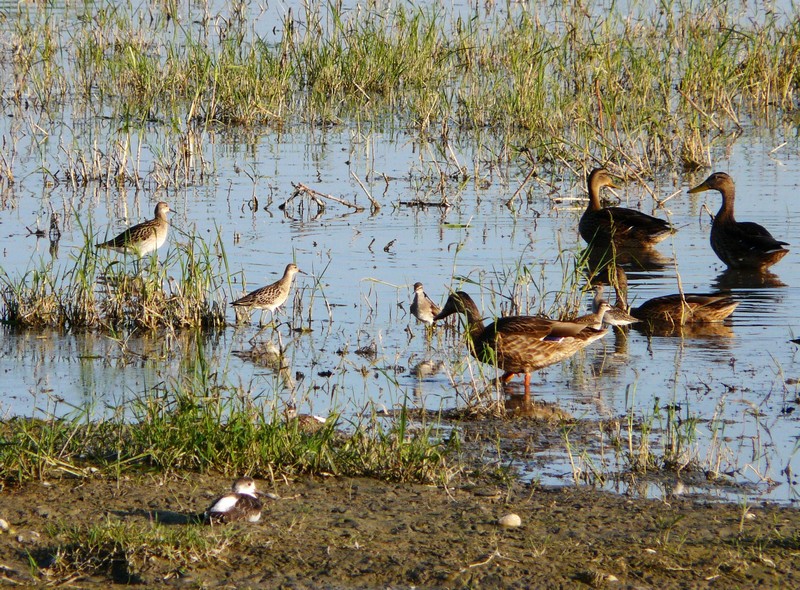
<box><xmin>96</xmin><ymin>202</ymin><xmax>171</xmax><ymax>257</ymax></box>
<box><xmin>232</xmin><ymin>263</ymin><xmax>301</xmax><ymax>327</ymax></box>
<box><xmin>410</xmin><ymin>282</ymin><xmax>440</xmax><ymax>328</ymax></box>
<box><xmin>204</xmin><ymin>477</ymin><xmax>263</xmax><ymax>524</ymax></box>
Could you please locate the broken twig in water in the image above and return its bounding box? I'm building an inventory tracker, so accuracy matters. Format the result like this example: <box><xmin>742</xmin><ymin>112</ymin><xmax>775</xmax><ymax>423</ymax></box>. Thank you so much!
<box><xmin>283</xmin><ymin>182</ymin><xmax>365</xmax><ymax>213</ymax></box>
<box><xmin>350</xmin><ymin>171</ymin><xmax>381</xmax><ymax>211</ymax></box>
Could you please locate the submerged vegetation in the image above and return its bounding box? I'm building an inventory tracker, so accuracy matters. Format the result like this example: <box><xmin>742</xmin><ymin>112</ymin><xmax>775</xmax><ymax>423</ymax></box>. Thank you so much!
<box><xmin>1</xmin><ymin>0</ymin><xmax>798</xmax><ymax>181</ymax></box>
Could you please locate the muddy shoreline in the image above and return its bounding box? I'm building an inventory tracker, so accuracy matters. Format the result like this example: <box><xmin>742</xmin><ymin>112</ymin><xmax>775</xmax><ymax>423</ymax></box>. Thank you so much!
<box><xmin>1</xmin><ymin>472</ymin><xmax>798</xmax><ymax>588</ymax></box>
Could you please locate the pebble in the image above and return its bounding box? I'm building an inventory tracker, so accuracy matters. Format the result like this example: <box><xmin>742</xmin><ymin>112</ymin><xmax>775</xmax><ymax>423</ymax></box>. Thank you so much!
<box><xmin>0</xmin><ymin>518</ymin><xmax>9</xmax><ymax>532</ymax></box>
<box><xmin>498</xmin><ymin>513</ymin><xmax>522</xmax><ymax>528</ymax></box>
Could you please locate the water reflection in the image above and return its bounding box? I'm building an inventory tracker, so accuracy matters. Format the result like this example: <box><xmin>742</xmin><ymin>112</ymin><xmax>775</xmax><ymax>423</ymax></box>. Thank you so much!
<box><xmin>713</xmin><ymin>268</ymin><xmax>787</xmax><ymax>290</ymax></box>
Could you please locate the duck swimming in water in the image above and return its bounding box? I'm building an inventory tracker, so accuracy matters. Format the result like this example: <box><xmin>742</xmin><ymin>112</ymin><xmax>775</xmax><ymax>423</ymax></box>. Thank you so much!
<box><xmin>688</xmin><ymin>172</ymin><xmax>788</xmax><ymax>270</ymax></box>
<box><xmin>579</xmin><ymin>168</ymin><xmax>673</xmax><ymax>249</ymax></box>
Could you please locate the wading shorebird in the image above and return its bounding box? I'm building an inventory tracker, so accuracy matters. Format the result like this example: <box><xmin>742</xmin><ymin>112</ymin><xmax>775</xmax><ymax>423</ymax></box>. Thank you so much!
<box><xmin>232</xmin><ymin>263</ymin><xmax>301</xmax><ymax>326</ymax></box>
<box><xmin>688</xmin><ymin>172</ymin><xmax>789</xmax><ymax>270</ymax></box>
<box><xmin>96</xmin><ymin>202</ymin><xmax>171</xmax><ymax>257</ymax></box>
<box><xmin>434</xmin><ymin>292</ymin><xmax>608</xmax><ymax>396</ymax></box>
<box><xmin>410</xmin><ymin>282</ymin><xmax>441</xmax><ymax>327</ymax></box>
<box><xmin>204</xmin><ymin>477</ymin><xmax>263</xmax><ymax>524</ymax></box>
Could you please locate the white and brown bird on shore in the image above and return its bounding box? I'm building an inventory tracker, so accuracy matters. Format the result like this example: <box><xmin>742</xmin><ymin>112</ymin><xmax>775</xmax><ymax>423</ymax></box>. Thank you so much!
<box><xmin>591</xmin><ymin>286</ymin><xmax>639</xmax><ymax>327</ymax></box>
<box><xmin>204</xmin><ymin>477</ymin><xmax>264</xmax><ymax>524</ymax></box>
<box><xmin>96</xmin><ymin>201</ymin><xmax>170</xmax><ymax>257</ymax></box>
<box><xmin>232</xmin><ymin>263</ymin><xmax>301</xmax><ymax>326</ymax></box>
<box><xmin>410</xmin><ymin>282</ymin><xmax>440</xmax><ymax>327</ymax></box>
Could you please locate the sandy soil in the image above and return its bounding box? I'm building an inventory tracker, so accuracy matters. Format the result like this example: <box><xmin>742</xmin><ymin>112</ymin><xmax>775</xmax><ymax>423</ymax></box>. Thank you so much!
<box><xmin>1</xmin><ymin>472</ymin><xmax>798</xmax><ymax>588</ymax></box>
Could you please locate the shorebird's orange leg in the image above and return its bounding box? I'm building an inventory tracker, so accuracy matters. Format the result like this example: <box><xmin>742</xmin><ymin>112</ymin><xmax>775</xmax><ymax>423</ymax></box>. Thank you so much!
<box><xmin>523</xmin><ymin>373</ymin><xmax>531</xmax><ymax>396</ymax></box>
<box><xmin>501</xmin><ymin>372</ymin><xmax>516</xmax><ymax>383</ymax></box>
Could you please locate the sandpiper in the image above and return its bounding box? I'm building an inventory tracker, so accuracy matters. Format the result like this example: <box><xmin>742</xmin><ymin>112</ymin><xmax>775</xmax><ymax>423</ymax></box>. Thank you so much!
<box><xmin>592</xmin><ymin>286</ymin><xmax>639</xmax><ymax>327</ymax></box>
<box><xmin>204</xmin><ymin>477</ymin><xmax>263</xmax><ymax>524</ymax></box>
<box><xmin>96</xmin><ymin>202</ymin><xmax>171</xmax><ymax>257</ymax></box>
<box><xmin>284</xmin><ymin>402</ymin><xmax>327</xmax><ymax>433</ymax></box>
<box><xmin>232</xmin><ymin>263</ymin><xmax>301</xmax><ymax>326</ymax></box>
<box><xmin>410</xmin><ymin>282</ymin><xmax>440</xmax><ymax>326</ymax></box>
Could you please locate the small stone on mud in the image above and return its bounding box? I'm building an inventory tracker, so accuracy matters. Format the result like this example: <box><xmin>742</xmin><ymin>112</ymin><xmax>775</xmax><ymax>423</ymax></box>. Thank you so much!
<box><xmin>0</xmin><ymin>518</ymin><xmax>9</xmax><ymax>532</ymax></box>
<box><xmin>498</xmin><ymin>513</ymin><xmax>522</xmax><ymax>528</ymax></box>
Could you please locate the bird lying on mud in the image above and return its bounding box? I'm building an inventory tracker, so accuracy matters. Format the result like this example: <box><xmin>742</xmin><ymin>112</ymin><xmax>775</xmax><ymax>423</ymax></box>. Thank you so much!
<box><xmin>204</xmin><ymin>477</ymin><xmax>264</xmax><ymax>524</ymax></box>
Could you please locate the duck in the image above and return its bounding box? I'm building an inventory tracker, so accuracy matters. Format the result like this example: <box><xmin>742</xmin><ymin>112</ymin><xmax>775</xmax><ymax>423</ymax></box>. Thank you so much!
<box><xmin>579</xmin><ymin>168</ymin><xmax>673</xmax><ymax>249</ymax></box>
<box><xmin>96</xmin><ymin>201</ymin><xmax>170</xmax><ymax>257</ymax></box>
<box><xmin>433</xmin><ymin>292</ymin><xmax>608</xmax><ymax>395</ymax></box>
<box><xmin>688</xmin><ymin>172</ymin><xmax>789</xmax><ymax>270</ymax></box>
<box><xmin>410</xmin><ymin>282</ymin><xmax>441</xmax><ymax>326</ymax></box>
<box><xmin>628</xmin><ymin>293</ymin><xmax>739</xmax><ymax>325</ymax></box>
<box><xmin>595</xmin><ymin>268</ymin><xmax>739</xmax><ymax>325</ymax></box>
<box><xmin>204</xmin><ymin>477</ymin><xmax>263</xmax><ymax>524</ymax></box>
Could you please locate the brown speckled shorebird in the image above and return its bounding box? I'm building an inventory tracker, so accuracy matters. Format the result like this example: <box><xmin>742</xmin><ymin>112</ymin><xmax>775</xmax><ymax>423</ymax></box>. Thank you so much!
<box><xmin>579</xmin><ymin>168</ymin><xmax>673</xmax><ymax>249</ymax></box>
<box><xmin>688</xmin><ymin>172</ymin><xmax>789</xmax><ymax>270</ymax></box>
<box><xmin>591</xmin><ymin>286</ymin><xmax>639</xmax><ymax>327</ymax></box>
<box><xmin>232</xmin><ymin>263</ymin><xmax>301</xmax><ymax>326</ymax></box>
<box><xmin>410</xmin><ymin>282</ymin><xmax>440</xmax><ymax>327</ymax></box>
<box><xmin>573</xmin><ymin>300</ymin><xmax>616</xmax><ymax>329</ymax></box>
<box><xmin>96</xmin><ymin>202</ymin><xmax>170</xmax><ymax>256</ymax></box>
<box><xmin>204</xmin><ymin>477</ymin><xmax>263</xmax><ymax>524</ymax></box>
<box><xmin>434</xmin><ymin>292</ymin><xmax>608</xmax><ymax>397</ymax></box>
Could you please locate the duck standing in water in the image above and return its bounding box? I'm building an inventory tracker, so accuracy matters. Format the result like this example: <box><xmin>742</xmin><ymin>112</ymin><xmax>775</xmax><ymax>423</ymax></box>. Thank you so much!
<box><xmin>204</xmin><ymin>477</ymin><xmax>263</xmax><ymax>524</ymax></box>
<box><xmin>434</xmin><ymin>292</ymin><xmax>608</xmax><ymax>396</ymax></box>
<box><xmin>688</xmin><ymin>172</ymin><xmax>789</xmax><ymax>270</ymax></box>
<box><xmin>579</xmin><ymin>168</ymin><xmax>673</xmax><ymax>249</ymax></box>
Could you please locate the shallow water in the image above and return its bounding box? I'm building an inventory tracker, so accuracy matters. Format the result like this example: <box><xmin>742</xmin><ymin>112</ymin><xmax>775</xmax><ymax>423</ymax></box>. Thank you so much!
<box><xmin>1</xmin><ymin>1</ymin><xmax>800</xmax><ymax>504</ymax></box>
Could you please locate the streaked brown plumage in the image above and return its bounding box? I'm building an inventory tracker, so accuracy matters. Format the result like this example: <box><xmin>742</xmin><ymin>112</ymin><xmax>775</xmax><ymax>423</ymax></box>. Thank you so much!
<box><xmin>96</xmin><ymin>201</ymin><xmax>170</xmax><ymax>256</ymax></box>
<box><xmin>232</xmin><ymin>263</ymin><xmax>300</xmax><ymax>325</ymax></box>
<box><xmin>579</xmin><ymin>168</ymin><xmax>673</xmax><ymax>249</ymax></box>
<box><xmin>433</xmin><ymin>292</ymin><xmax>608</xmax><ymax>395</ymax></box>
<box><xmin>204</xmin><ymin>477</ymin><xmax>263</xmax><ymax>524</ymax></box>
<box><xmin>599</xmin><ymin>267</ymin><xmax>739</xmax><ymax>325</ymax></box>
<box><xmin>573</xmin><ymin>300</ymin><xmax>615</xmax><ymax>329</ymax></box>
<box><xmin>591</xmin><ymin>286</ymin><xmax>639</xmax><ymax>327</ymax></box>
<box><xmin>688</xmin><ymin>172</ymin><xmax>789</xmax><ymax>270</ymax></box>
<box><xmin>629</xmin><ymin>293</ymin><xmax>739</xmax><ymax>324</ymax></box>
<box><xmin>410</xmin><ymin>282</ymin><xmax>440</xmax><ymax>326</ymax></box>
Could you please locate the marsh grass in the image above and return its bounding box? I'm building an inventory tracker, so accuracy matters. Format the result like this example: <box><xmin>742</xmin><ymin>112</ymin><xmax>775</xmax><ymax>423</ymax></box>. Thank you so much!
<box><xmin>0</xmin><ymin>366</ymin><xmax>455</xmax><ymax>486</ymax></box>
<box><xmin>4</xmin><ymin>1</ymin><xmax>798</xmax><ymax>174</ymax></box>
<box><xmin>47</xmin><ymin>519</ymin><xmax>235</xmax><ymax>582</ymax></box>
<box><xmin>0</xmin><ymin>218</ymin><xmax>227</xmax><ymax>331</ymax></box>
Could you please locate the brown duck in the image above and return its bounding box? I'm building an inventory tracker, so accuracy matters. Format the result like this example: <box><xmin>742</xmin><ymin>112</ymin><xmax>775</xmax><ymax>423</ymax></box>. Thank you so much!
<box><xmin>579</xmin><ymin>168</ymin><xmax>673</xmax><ymax>249</ymax></box>
<box><xmin>596</xmin><ymin>267</ymin><xmax>739</xmax><ymax>325</ymax></box>
<box><xmin>434</xmin><ymin>292</ymin><xmax>608</xmax><ymax>395</ymax></box>
<box><xmin>688</xmin><ymin>172</ymin><xmax>789</xmax><ymax>270</ymax></box>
